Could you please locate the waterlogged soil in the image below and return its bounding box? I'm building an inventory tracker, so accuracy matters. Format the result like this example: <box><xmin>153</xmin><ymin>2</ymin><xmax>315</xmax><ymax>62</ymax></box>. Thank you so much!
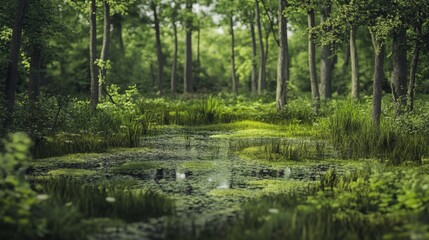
<box><xmin>30</xmin><ymin>127</ymin><xmax>362</xmax><ymax>240</ymax></box>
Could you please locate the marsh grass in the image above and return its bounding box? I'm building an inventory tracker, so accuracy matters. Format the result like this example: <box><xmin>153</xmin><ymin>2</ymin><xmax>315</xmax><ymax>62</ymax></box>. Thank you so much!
<box><xmin>41</xmin><ymin>177</ymin><xmax>174</xmax><ymax>222</ymax></box>
<box><xmin>328</xmin><ymin>102</ymin><xmax>429</xmax><ymax>164</ymax></box>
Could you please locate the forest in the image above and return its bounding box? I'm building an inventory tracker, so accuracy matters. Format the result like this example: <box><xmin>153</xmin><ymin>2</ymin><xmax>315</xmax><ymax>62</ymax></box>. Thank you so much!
<box><xmin>1</xmin><ymin>0</ymin><xmax>429</xmax><ymax>239</ymax></box>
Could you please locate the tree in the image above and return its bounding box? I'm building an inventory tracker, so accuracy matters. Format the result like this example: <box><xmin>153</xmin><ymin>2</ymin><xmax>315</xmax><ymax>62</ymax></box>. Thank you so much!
<box><xmin>276</xmin><ymin>0</ymin><xmax>289</xmax><ymax>110</ymax></box>
<box><xmin>4</xmin><ymin>0</ymin><xmax>29</xmax><ymax>113</ymax></box>
<box><xmin>151</xmin><ymin>0</ymin><xmax>164</xmax><ymax>94</ymax></box>
<box><xmin>319</xmin><ymin>0</ymin><xmax>334</xmax><ymax>99</ymax></box>
<box><xmin>183</xmin><ymin>0</ymin><xmax>193</xmax><ymax>93</ymax></box>
<box><xmin>89</xmin><ymin>0</ymin><xmax>98</xmax><ymax>109</ymax></box>
<box><xmin>255</xmin><ymin>0</ymin><xmax>266</xmax><ymax>95</ymax></box>
<box><xmin>371</xmin><ymin>32</ymin><xmax>385</xmax><ymax>126</ymax></box>
<box><xmin>99</xmin><ymin>0</ymin><xmax>111</xmax><ymax>98</ymax></box>
<box><xmin>390</xmin><ymin>25</ymin><xmax>408</xmax><ymax>116</ymax></box>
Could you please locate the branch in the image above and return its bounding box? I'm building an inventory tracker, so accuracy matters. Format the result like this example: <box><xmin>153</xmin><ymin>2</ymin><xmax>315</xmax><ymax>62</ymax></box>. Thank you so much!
<box><xmin>260</xmin><ymin>0</ymin><xmax>279</xmax><ymax>46</ymax></box>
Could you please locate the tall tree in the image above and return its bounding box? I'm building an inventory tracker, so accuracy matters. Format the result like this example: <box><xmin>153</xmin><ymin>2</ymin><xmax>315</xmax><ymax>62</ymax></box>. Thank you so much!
<box><xmin>89</xmin><ymin>0</ymin><xmax>98</xmax><ymax>109</ymax></box>
<box><xmin>407</xmin><ymin>24</ymin><xmax>422</xmax><ymax>111</ymax></box>
<box><xmin>152</xmin><ymin>0</ymin><xmax>164</xmax><ymax>94</ymax></box>
<box><xmin>229</xmin><ymin>15</ymin><xmax>239</xmax><ymax>96</ymax></box>
<box><xmin>4</xmin><ymin>0</ymin><xmax>29</xmax><ymax>112</ymax></box>
<box><xmin>371</xmin><ymin>32</ymin><xmax>385</xmax><ymax>127</ymax></box>
<box><xmin>390</xmin><ymin>25</ymin><xmax>408</xmax><ymax>116</ymax></box>
<box><xmin>276</xmin><ymin>0</ymin><xmax>289</xmax><ymax>110</ymax></box>
<box><xmin>99</xmin><ymin>0</ymin><xmax>111</xmax><ymax>98</ymax></box>
<box><xmin>350</xmin><ymin>27</ymin><xmax>359</xmax><ymax>99</ymax></box>
<box><xmin>183</xmin><ymin>0</ymin><xmax>193</xmax><ymax>94</ymax></box>
<box><xmin>170</xmin><ymin>3</ymin><xmax>179</xmax><ymax>92</ymax></box>
<box><xmin>249</xmin><ymin>14</ymin><xmax>258</xmax><ymax>95</ymax></box>
<box><xmin>307</xmin><ymin>7</ymin><xmax>320</xmax><ymax>113</ymax></box>
<box><xmin>319</xmin><ymin>0</ymin><xmax>334</xmax><ymax>99</ymax></box>
<box><xmin>255</xmin><ymin>0</ymin><xmax>266</xmax><ymax>95</ymax></box>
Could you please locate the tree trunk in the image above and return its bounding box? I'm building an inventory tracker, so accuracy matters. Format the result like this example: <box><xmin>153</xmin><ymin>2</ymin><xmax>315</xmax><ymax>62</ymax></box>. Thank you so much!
<box><xmin>255</xmin><ymin>0</ymin><xmax>266</xmax><ymax>95</ymax></box>
<box><xmin>308</xmin><ymin>9</ymin><xmax>320</xmax><ymax>114</ymax></box>
<box><xmin>371</xmin><ymin>33</ymin><xmax>385</xmax><ymax>127</ymax></box>
<box><xmin>197</xmin><ymin>21</ymin><xmax>201</xmax><ymax>65</ymax></box>
<box><xmin>99</xmin><ymin>0</ymin><xmax>111</xmax><ymax>98</ymax></box>
<box><xmin>89</xmin><ymin>0</ymin><xmax>98</xmax><ymax>109</ymax></box>
<box><xmin>390</xmin><ymin>26</ymin><xmax>408</xmax><ymax>116</ymax></box>
<box><xmin>407</xmin><ymin>24</ymin><xmax>421</xmax><ymax>112</ymax></box>
<box><xmin>230</xmin><ymin>16</ymin><xmax>238</xmax><ymax>97</ymax></box>
<box><xmin>152</xmin><ymin>2</ymin><xmax>164</xmax><ymax>94</ymax></box>
<box><xmin>29</xmin><ymin>45</ymin><xmax>42</xmax><ymax>101</ymax></box>
<box><xmin>184</xmin><ymin>1</ymin><xmax>193</xmax><ymax>93</ymax></box>
<box><xmin>171</xmin><ymin>21</ymin><xmax>178</xmax><ymax>92</ymax></box>
<box><xmin>4</xmin><ymin>0</ymin><xmax>29</xmax><ymax>113</ymax></box>
<box><xmin>319</xmin><ymin>1</ymin><xmax>332</xmax><ymax>99</ymax></box>
<box><xmin>350</xmin><ymin>28</ymin><xmax>359</xmax><ymax>99</ymax></box>
<box><xmin>276</xmin><ymin>0</ymin><xmax>289</xmax><ymax>110</ymax></box>
<box><xmin>250</xmin><ymin>21</ymin><xmax>258</xmax><ymax>95</ymax></box>
<box><xmin>342</xmin><ymin>40</ymin><xmax>350</xmax><ymax>74</ymax></box>
<box><xmin>112</xmin><ymin>14</ymin><xmax>124</xmax><ymax>54</ymax></box>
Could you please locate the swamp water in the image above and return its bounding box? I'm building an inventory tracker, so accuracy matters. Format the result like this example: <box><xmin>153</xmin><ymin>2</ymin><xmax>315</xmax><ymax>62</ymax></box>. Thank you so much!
<box><xmin>31</xmin><ymin>128</ymin><xmax>351</xmax><ymax>239</ymax></box>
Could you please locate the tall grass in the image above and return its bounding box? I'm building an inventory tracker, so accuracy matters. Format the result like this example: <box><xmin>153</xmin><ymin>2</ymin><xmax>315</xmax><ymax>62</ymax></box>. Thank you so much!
<box><xmin>41</xmin><ymin>177</ymin><xmax>175</xmax><ymax>222</ymax></box>
<box><xmin>327</xmin><ymin>101</ymin><xmax>428</xmax><ymax>164</ymax></box>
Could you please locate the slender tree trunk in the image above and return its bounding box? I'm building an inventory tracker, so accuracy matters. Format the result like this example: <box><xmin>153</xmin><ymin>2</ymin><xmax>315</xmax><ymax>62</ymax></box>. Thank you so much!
<box><xmin>390</xmin><ymin>26</ymin><xmax>408</xmax><ymax>116</ymax></box>
<box><xmin>184</xmin><ymin>1</ymin><xmax>193</xmax><ymax>93</ymax></box>
<box><xmin>264</xmin><ymin>30</ymin><xmax>269</xmax><ymax>82</ymax></box>
<box><xmin>307</xmin><ymin>9</ymin><xmax>320</xmax><ymax>114</ymax></box>
<box><xmin>171</xmin><ymin>21</ymin><xmax>178</xmax><ymax>92</ymax></box>
<box><xmin>276</xmin><ymin>0</ymin><xmax>289</xmax><ymax>110</ymax></box>
<box><xmin>255</xmin><ymin>0</ymin><xmax>266</xmax><ymax>95</ymax></box>
<box><xmin>319</xmin><ymin>1</ymin><xmax>332</xmax><ymax>99</ymax></box>
<box><xmin>197</xmin><ymin>21</ymin><xmax>201</xmax><ymax>65</ymax></box>
<box><xmin>152</xmin><ymin>2</ymin><xmax>164</xmax><ymax>94</ymax></box>
<box><xmin>150</xmin><ymin>62</ymin><xmax>155</xmax><ymax>89</ymax></box>
<box><xmin>29</xmin><ymin>45</ymin><xmax>42</xmax><ymax>101</ymax></box>
<box><xmin>371</xmin><ymin>33</ymin><xmax>385</xmax><ymax>127</ymax></box>
<box><xmin>4</xmin><ymin>0</ymin><xmax>29</xmax><ymax>113</ymax></box>
<box><xmin>350</xmin><ymin>28</ymin><xmax>359</xmax><ymax>99</ymax></box>
<box><xmin>407</xmin><ymin>24</ymin><xmax>421</xmax><ymax>112</ymax></box>
<box><xmin>250</xmin><ymin>21</ymin><xmax>258</xmax><ymax>95</ymax></box>
<box><xmin>114</xmin><ymin>14</ymin><xmax>125</xmax><ymax>54</ymax></box>
<box><xmin>89</xmin><ymin>0</ymin><xmax>98</xmax><ymax>109</ymax></box>
<box><xmin>342</xmin><ymin>39</ymin><xmax>350</xmax><ymax>75</ymax></box>
<box><xmin>99</xmin><ymin>0</ymin><xmax>111</xmax><ymax>98</ymax></box>
<box><xmin>230</xmin><ymin>16</ymin><xmax>238</xmax><ymax>97</ymax></box>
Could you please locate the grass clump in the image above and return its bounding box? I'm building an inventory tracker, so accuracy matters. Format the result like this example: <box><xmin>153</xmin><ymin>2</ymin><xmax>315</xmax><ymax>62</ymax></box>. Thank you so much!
<box><xmin>47</xmin><ymin>169</ymin><xmax>97</xmax><ymax>177</ymax></box>
<box><xmin>41</xmin><ymin>177</ymin><xmax>175</xmax><ymax>222</ymax></box>
<box><xmin>327</xmin><ymin>101</ymin><xmax>429</xmax><ymax>164</ymax></box>
<box><xmin>110</xmin><ymin>161</ymin><xmax>164</xmax><ymax>175</ymax></box>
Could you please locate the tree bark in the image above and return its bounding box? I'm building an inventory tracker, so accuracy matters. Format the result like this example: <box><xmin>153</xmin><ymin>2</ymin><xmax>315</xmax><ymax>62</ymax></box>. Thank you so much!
<box><xmin>197</xmin><ymin>21</ymin><xmax>201</xmax><ymax>65</ymax></box>
<box><xmin>184</xmin><ymin>0</ymin><xmax>193</xmax><ymax>93</ymax></box>
<box><xmin>89</xmin><ymin>0</ymin><xmax>98</xmax><ymax>109</ymax></box>
<box><xmin>171</xmin><ymin>21</ymin><xmax>178</xmax><ymax>92</ymax></box>
<box><xmin>350</xmin><ymin>28</ymin><xmax>359</xmax><ymax>99</ymax></box>
<box><xmin>99</xmin><ymin>0</ymin><xmax>111</xmax><ymax>98</ymax></box>
<box><xmin>29</xmin><ymin>45</ymin><xmax>42</xmax><ymax>101</ymax></box>
<box><xmin>152</xmin><ymin>2</ymin><xmax>164</xmax><ymax>94</ymax></box>
<box><xmin>390</xmin><ymin>25</ymin><xmax>408</xmax><ymax>116</ymax></box>
<box><xmin>255</xmin><ymin>0</ymin><xmax>266</xmax><ymax>95</ymax></box>
<box><xmin>308</xmin><ymin>9</ymin><xmax>320</xmax><ymax>114</ymax></box>
<box><xmin>4</xmin><ymin>0</ymin><xmax>29</xmax><ymax>113</ymax></box>
<box><xmin>250</xmin><ymin>21</ymin><xmax>258</xmax><ymax>95</ymax></box>
<box><xmin>112</xmin><ymin>14</ymin><xmax>124</xmax><ymax>54</ymax></box>
<box><xmin>407</xmin><ymin>24</ymin><xmax>421</xmax><ymax>112</ymax></box>
<box><xmin>230</xmin><ymin>16</ymin><xmax>238</xmax><ymax>97</ymax></box>
<box><xmin>319</xmin><ymin>1</ymin><xmax>332</xmax><ymax>99</ymax></box>
<box><xmin>276</xmin><ymin>0</ymin><xmax>289</xmax><ymax>110</ymax></box>
<box><xmin>371</xmin><ymin>33</ymin><xmax>385</xmax><ymax>127</ymax></box>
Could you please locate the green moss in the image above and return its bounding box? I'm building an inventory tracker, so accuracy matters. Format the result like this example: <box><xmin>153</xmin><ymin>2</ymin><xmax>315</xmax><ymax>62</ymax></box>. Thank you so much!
<box><xmin>180</xmin><ymin>161</ymin><xmax>214</xmax><ymax>171</ymax></box>
<box><xmin>111</xmin><ymin>162</ymin><xmax>164</xmax><ymax>174</ymax></box>
<box><xmin>48</xmin><ymin>169</ymin><xmax>97</xmax><ymax>176</ymax></box>
<box><xmin>30</xmin><ymin>153</ymin><xmax>102</xmax><ymax>168</ymax></box>
<box><xmin>208</xmin><ymin>189</ymin><xmax>254</xmax><ymax>198</ymax></box>
<box><xmin>107</xmin><ymin>147</ymin><xmax>150</xmax><ymax>153</ymax></box>
<box><xmin>249</xmin><ymin>179</ymin><xmax>316</xmax><ymax>195</ymax></box>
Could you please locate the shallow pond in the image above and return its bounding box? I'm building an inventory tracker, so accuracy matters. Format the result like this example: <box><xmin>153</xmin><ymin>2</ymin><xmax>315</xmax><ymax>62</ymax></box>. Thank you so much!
<box><xmin>32</xmin><ymin>128</ymin><xmax>355</xmax><ymax>239</ymax></box>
